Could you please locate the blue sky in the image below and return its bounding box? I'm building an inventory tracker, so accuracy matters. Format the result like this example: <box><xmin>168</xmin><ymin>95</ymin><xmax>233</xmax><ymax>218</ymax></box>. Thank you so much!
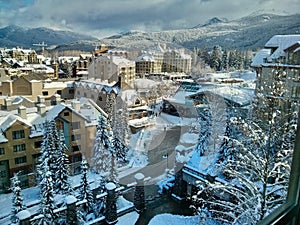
<box><xmin>0</xmin><ymin>0</ymin><xmax>299</xmax><ymax>38</ymax></box>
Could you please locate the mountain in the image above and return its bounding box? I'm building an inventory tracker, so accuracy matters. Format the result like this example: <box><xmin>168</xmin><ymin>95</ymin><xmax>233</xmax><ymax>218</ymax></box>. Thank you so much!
<box><xmin>0</xmin><ymin>25</ymin><xmax>98</xmax><ymax>49</ymax></box>
<box><xmin>97</xmin><ymin>13</ymin><xmax>300</xmax><ymax>51</ymax></box>
<box><xmin>193</xmin><ymin>17</ymin><xmax>228</xmax><ymax>28</ymax></box>
<box><xmin>1</xmin><ymin>13</ymin><xmax>299</xmax><ymax>52</ymax></box>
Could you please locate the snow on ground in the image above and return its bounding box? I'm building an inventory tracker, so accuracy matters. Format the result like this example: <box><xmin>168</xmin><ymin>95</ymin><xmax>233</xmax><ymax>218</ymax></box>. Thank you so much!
<box><xmin>148</xmin><ymin>214</ymin><xmax>200</xmax><ymax>225</ymax></box>
<box><xmin>116</xmin><ymin>211</ymin><xmax>139</xmax><ymax>225</ymax></box>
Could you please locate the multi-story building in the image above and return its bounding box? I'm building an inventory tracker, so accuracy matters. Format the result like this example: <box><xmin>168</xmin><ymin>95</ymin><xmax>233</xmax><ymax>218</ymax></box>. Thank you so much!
<box><xmin>135</xmin><ymin>44</ymin><xmax>192</xmax><ymax>78</ymax></box>
<box><xmin>88</xmin><ymin>54</ymin><xmax>135</xmax><ymax>89</ymax></box>
<box><xmin>0</xmin><ymin>98</ymin><xmax>102</xmax><ymax>193</ymax></box>
<box><xmin>251</xmin><ymin>34</ymin><xmax>300</xmax><ymax>113</ymax></box>
<box><xmin>0</xmin><ymin>74</ymin><xmax>75</xmax><ymax>103</ymax></box>
<box><xmin>74</xmin><ymin>79</ymin><xmax>120</xmax><ymax>112</ymax></box>
<box><xmin>135</xmin><ymin>53</ymin><xmax>162</xmax><ymax>78</ymax></box>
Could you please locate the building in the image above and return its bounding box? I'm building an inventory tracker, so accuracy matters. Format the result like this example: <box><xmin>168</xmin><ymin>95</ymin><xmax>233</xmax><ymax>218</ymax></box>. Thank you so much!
<box><xmin>88</xmin><ymin>55</ymin><xmax>135</xmax><ymax>89</ymax></box>
<box><xmin>135</xmin><ymin>44</ymin><xmax>192</xmax><ymax>78</ymax></box>
<box><xmin>72</xmin><ymin>54</ymin><xmax>93</xmax><ymax>78</ymax></box>
<box><xmin>0</xmin><ymin>74</ymin><xmax>75</xmax><ymax>103</ymax></box>
<box><xmin>0</xmin><ymin>98</ymin><xmax>103</xmax><ymax>193</ymax></box>
<box><xmin>135</xmin><ymin>53</ymin><xmax>162</xmax><ymax>78</ymax></box>
<box><xmin>74</xmin><ymin>79</ymin><xmax>120</xmax><ymax>112</ymax></box>
<box><xmin>251</xmin><ymin>35</ymin><xmax>300</xmax><ymax>113</ymax></box>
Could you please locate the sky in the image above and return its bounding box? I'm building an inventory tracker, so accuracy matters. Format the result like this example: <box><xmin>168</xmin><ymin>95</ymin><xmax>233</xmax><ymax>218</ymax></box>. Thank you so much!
<box><xmin>0</xmin><ymin>0</ymin><xmax>299</xmax><ymax>38</ymax></box>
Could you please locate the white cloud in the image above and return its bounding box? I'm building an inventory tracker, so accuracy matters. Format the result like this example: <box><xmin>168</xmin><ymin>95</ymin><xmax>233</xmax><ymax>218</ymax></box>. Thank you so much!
<box><xmin>2</xmin><ymin>0</ymin><xmax>299</xmax><ymax>37</ymax></box>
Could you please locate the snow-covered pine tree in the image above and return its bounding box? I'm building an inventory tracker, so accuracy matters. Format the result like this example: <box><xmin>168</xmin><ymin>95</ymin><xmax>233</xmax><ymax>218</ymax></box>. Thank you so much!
<box><xmin>222</xmin><ymin>49</ymin><xmax>229</xmax><ymax>72</ymax></box>
<box><xmin>38</xmin><ymin>120</ymin><xmax>60</xmax><ymax>183</ymax></box>
<box><xmin>121</xmin><ymin>98</ymin><xmax>130</xmax><ymax>146</ymax></box>
<box><xmin>92</xmin><ymin>114</ymin><xmax>111</xmax><ymax>177</ymax></box>
<box><xmin>192</xmin><ymin>113</ymin><xmax>297</xmax><ymax>224</ymax></box>
<box><xmin>112</xmin><ymin>135</ymin><xmax>128</xmax><ymax>163</ymax></box>
<box><xmin>209</xmin><ymin>45</ymin><xmax>222</xmax><ymax>71</ymax></box>
<box><xmin>55</xmin><ymin>131</ymin><xmax>71</xmax><ymax>195</ymax></box>
<box><xmin>40</xmin><ymin>169</ymin><xmax>56</xmax><ymax>224</ymax></box>
<box><xmin>196</xmin><ymin>108</ymin><xmax>211</xmax><ymax>156</ymax></box>
<box><xmin>79</xmin><ymin>157</ymin><xmax>94</xmax><ymax>214</ymax></box>
<box><xmin>11</xmin><ymin>173</ymin><xmax>26</xmax><ymax>224</ymax></box>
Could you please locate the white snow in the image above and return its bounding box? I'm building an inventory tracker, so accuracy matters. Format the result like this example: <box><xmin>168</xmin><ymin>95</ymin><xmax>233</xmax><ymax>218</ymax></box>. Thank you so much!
<box><xmin>116</xmin><ymin>211</ymin><xmax>139</xmax><ymax>225</ymax></box>
<box><xmin>16</xmin><ymin>210</ymin><xmax>31</xmax><ymax>220</ymax></box>
<box><xmin>105</xmin><ymin>182</ymin><xmax>117</xmax><ymax>191</ymax></box>
<box><xmin>65</xmin><ymin>195</ymin><xmax>77</xmax><ymax>205</ymax></box>
<box><xmin>134</xmin><ymin>173</ymin><xmax>145</xmax><ymax>181</ymax></box>
<box><xmin>148</xmin><ymin>214</ymin><xmax>200</xmax><ymax>225</ymax></box>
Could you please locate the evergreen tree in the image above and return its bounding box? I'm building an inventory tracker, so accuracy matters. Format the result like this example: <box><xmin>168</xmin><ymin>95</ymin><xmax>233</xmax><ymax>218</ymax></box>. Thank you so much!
<box><xmin>112</xmin><ymin>136</ymin><xmax>128</xmax><ymax>163</ymax></box>
<box><xmin>79</xmin><ymin>158</ymin><xmax>94</xmax><ymax>214</ymax></box>
<box><xmin>192</xmin><ymin>114</ymin><xmax>297</xmax><ymax>224</ymax></box>
<box><xmin>92</xmin><ymin>114</ymin><xmax>111</xmax><ymax>176</ymax></box>
<box><xmin>40</xmin><ymin>170</ymin><xmax>56</xmax><ymax>224</ymax></box>
<box><xmin>222</xmin><ymin>49</ymin><xmax>228</xmax><ymax>71</ymax></box>
<box><xmin>11</xmin><ymin>173</ymin><xmax>26</xmax><ymax>224</ymax></box>
<box><xmin>196</xmin><ymin>108</ymin><xmax>212</xmax><ymax>156</ymax></box>
<box><xmin>55</xmin><ymin>131</ymin><xmax>71</xmax><ymax>194</ymax></box>
<box><xmin>210</xmin><ymin>45</ymin><xmax>222</xmax><ymax>71</ymax></box>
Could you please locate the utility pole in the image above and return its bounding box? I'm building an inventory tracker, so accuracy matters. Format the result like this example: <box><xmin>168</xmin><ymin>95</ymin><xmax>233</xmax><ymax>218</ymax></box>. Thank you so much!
<box><xmin>33</xmin><ymin>41</ymin><xmax>47</xmax><ymax>55</ymax></box>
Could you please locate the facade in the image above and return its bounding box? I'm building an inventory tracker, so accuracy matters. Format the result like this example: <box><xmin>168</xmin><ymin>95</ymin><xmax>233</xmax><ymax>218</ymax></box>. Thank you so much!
<box><xmin>88</xmin><ymin>55</ymin><xmax>135</xmax><ymax>89</ymax></box>
<box><xmin>0</xmin><ymin>99</ymin><xmax>102</xmax><ymax>193</ymax></box>
<box><xmin>135</xmin><ymin>53</ymin><xmax>162</xmax><ymax>78</ymax></box>
<box><xmin>135</xmin><ymin>44</ymin><xmax>192</xmax><ymax>78</ymax></box>
<box><xmin>72</xmin><ymin>54</ymin><xmax>92</xmax><ymax>78</ymax></box>
<box><xmin>251</xmin><ymin>35</ymin><xmax>300</xmax><ymax>112</ymax></box>
<box><xmin>0</xmin><ymin>74</ymin><xmax>75</xmax><ymax>102</ymax></box>
<box><xmin>74</xmin><ymin>79</ymin><xmax>120</xmax><ymax>112</ymax></box>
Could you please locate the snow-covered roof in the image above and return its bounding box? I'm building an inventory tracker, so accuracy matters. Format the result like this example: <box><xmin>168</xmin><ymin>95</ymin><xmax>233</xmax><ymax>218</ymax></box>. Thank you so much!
<box><xmin>112</xmin><ymin>56</ymin><xmax>135</xmax><ymax>66</ymax></box>
<box><xmin>0</xmin><ymin>114</ymin><xmax>32</xmax><ymax>132</ymax></box>
<box><xmin>136</xmin><ymin>53</ymin><xmax>156</xmax><ymax>62</ymax></box>
<box><xmin>75</xmin><ymin>80</ymin><xmax>120</xmax><ymax>95</ymax></box>
<box><xmin>43</xmin><ymin>81</ymin><xmax>74</xmax><ymax>89</ymax></box>
<box><xmin>250</xmin><ymin>49</ymin><xmax>271</xmax><ymax>67</ymax></box>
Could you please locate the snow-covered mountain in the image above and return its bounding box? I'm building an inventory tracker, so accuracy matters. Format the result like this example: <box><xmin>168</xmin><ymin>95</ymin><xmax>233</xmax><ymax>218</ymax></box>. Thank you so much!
<box><xmin>98</xmin><ymin>13</ymin><xmax>300</xmax><ymax>50</ymax></box>
<box><xmin>1</xmin><ymin>13</ymin><xmax>299</xmax><ymax>52</ymax></box>
<box><xmin>0</xmin><ymin>25</ymin><xmax>97</xmax><ymax>49</ymax></box>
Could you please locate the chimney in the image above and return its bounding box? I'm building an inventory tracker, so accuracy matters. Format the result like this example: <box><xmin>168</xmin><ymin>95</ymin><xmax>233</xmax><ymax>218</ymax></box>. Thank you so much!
<box><xmin>37</xmin><ymin>104</ymin><xmax>46</xmax><ymax>115</ymax></box>
<box><xmin>71</xmin><ymin>100</ymin><xmax>81</xmax><ymax>112</ymax></box>
<box><xmin>18</xmin><ymin>105</ymin><xmax>27</xmax><ymax>119</ymax></box>
<box><xmin>53</xmin><ymin>94</ymin><xmax>61</xmax><ymax>105</ymax></box>
<box><xmin>37</xmin><ymin>95</ymin><xmax>45</xmax><ymax>104</ymax></box>
<box><xmin>5</xmin><ymin>97</ymin><xmax>12</xmax><ymax>110</ymax></box>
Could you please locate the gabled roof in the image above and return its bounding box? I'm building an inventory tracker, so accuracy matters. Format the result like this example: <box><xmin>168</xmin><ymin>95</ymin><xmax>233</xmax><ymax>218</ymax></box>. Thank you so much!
<box><xmin>0</xmin><ymin>114</ymin><xmax>32</xmax><ymax>132</ymax></box>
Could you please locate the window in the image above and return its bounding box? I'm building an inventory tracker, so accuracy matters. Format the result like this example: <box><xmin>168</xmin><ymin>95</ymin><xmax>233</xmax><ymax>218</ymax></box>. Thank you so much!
<box><xmin>15</xmin><ymin>156</ymin><xmax>27</xmax><ymax>165</ymax></box>
<box><xmin>72</xmin><ymin>122</ymin><xmax>81</xmax><ymax>130</ymax></box>
<box><xmin>13</xmin><ymin>144</ymin><xmax>26</xmax><ymax>152</ymax></box>
<box><xmin>12</xmin><ymin>130</ymin><xmax>25</xmax><ymax>139</ymax></box>
<box><xmin>64</xmin><ymin>112</ymin><xmax>70</xmax><ymax>116</ymax></box>
<box><xmin>72</xmin><ymin>145</ymin><xmax>81</xmax><ymax>152</ymax></box>
<box><xmin>71</xmin><ymin>134</ymin><xmax>81</xmax><ymax>141</ymax></box>
<box><xmin>72</xmin><ymin>155</ymin><xmax>82</xmax><ymax>163</ymax></box>
<box><xmin>69</xmin><ymin>89</ymin><xmax>74</xmax><ymax>95</ymax></box>
<box><xmin>57</xmin><ymin>90</ymin><xmax>62</xmax><ymax>95</ymax></box>
<box><xmin>42</xmin><ymin>91</ymin><xmax>48</xmax><ymax>96</ymax></box>
<box><xmin>34</xmin><ymin>141</ymin><xmax>42</xmax><ymax>149</ymax></box>
<box><xmin>98</xmin><ymin>96</ymin><xmax>103</xmax><ymax>101</ymax></box>
<box><xmin>0</xmin><ymin>148</ymin><xmax>4</xmax><ymax>155</ymax></box>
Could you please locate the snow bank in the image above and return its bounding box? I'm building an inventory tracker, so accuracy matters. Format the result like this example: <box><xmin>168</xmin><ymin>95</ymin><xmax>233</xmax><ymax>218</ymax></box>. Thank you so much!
<box><xmin>116</xmin><ymin>211</ymin><xmax>139</xmax><ymax>225</ymax></box>
<box><xmin>148</xmin><ymin>214</ymin><xmax>200</xmax><ymax>225</ymax></box>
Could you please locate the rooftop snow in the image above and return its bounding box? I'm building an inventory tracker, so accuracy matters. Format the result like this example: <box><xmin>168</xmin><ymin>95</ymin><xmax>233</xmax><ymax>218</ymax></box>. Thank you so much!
<box><xmin>251</xmin><ymin>49</ymin><xmax>271</xmax><ymax>67</ymax></box>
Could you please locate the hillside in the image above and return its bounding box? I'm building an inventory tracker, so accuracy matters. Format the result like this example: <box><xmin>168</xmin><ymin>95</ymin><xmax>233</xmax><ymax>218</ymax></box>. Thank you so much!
<box><xmin>98</xmin><ymin>13</ymin><xmax>300</xmax><ymax>50</ymax></box>
<box><xmin>0</xmin><ymin>25</ymin><xmax>98</xmax><ymax>49</ymax></box>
